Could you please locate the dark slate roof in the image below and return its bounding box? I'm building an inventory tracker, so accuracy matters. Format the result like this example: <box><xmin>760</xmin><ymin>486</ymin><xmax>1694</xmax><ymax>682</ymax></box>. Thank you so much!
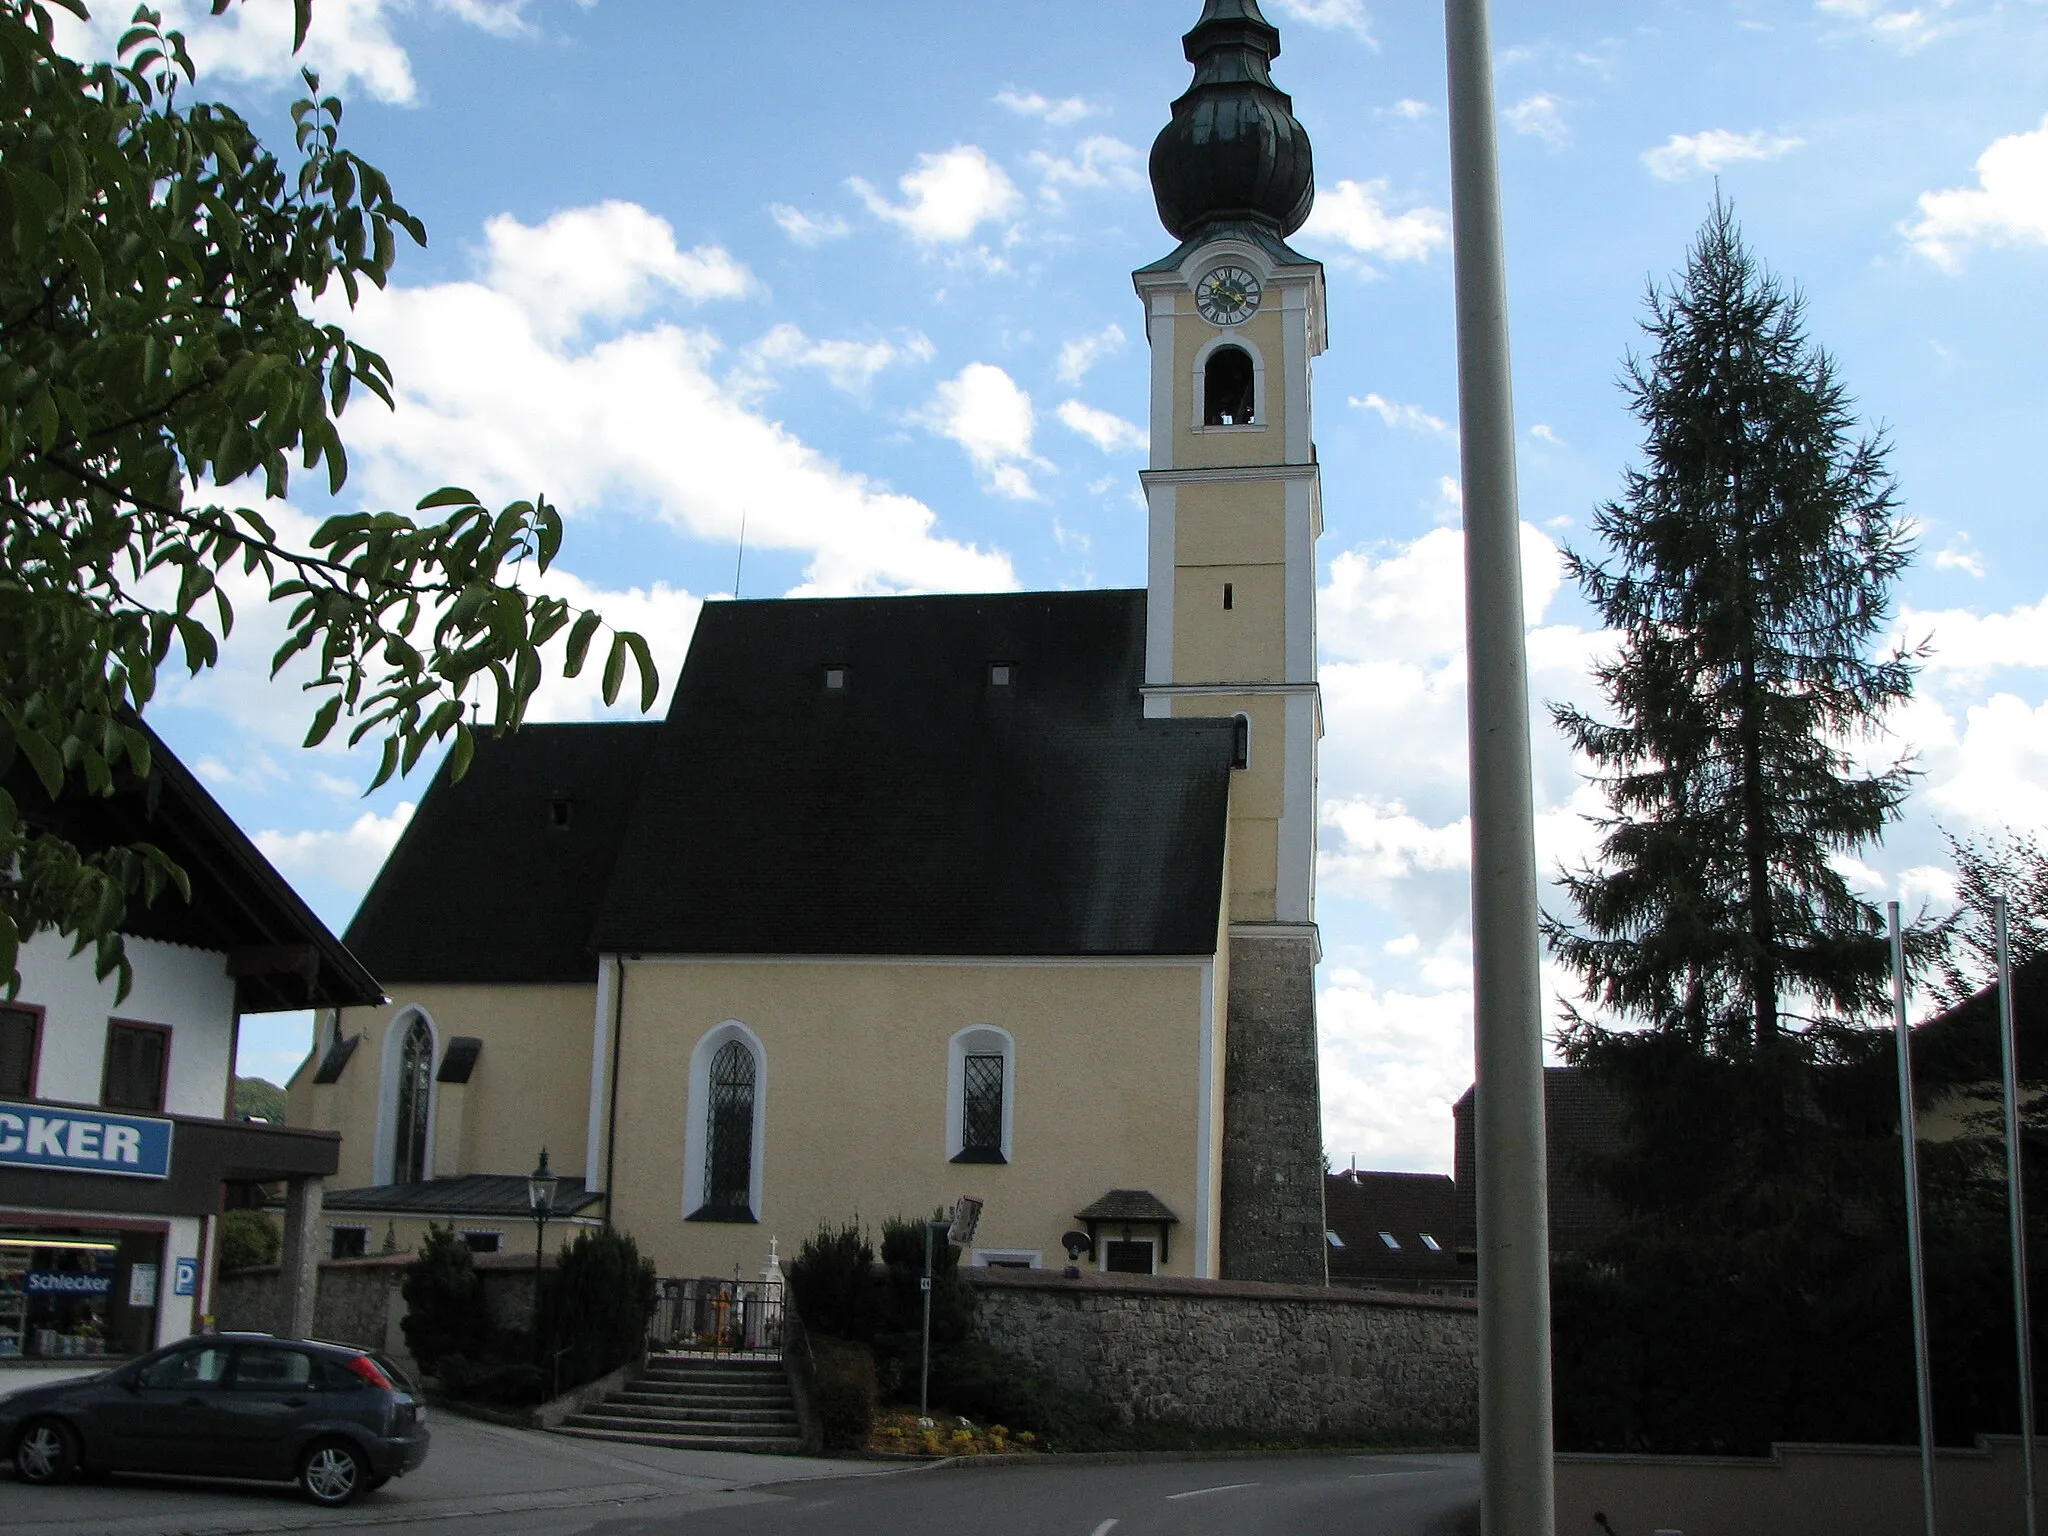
<box><xmin>5</xmin><ymin>720</ymin><xmax>381</xmax><ymax>1012</ymax></box>
<box><xmin>344</xmin><ymin>722</ymin><xmax>662</xmax><ymax>984</ymax></box>
<box><xmin>592</xmin><ymin>591</ymin><xmax>1236</xmax><ymax>957</ymax></box>
<box><xmin>1076</xmin><ymin>1189</ymin><xmax>1181</xmax><ymax>1224</ymax></box>
<box><xmin>1453</xmin><ymin>1067</ymin><xmax>1625</xmax><ymax>1257</ymax></box>
<box><xmin>1911</xmin><ymin>951</ymin><xmax>2048</xmax><ymax>1086</ymax></box>
<box><xmin>321</xmin><ymin>1173</ymin><xmax>603</xmax><ymax>1219</ymax></box>
<box><xmin>1323</xmin><ymin>1171</ymin><xmax>1460</xmax><ymax>1288</ymax></box>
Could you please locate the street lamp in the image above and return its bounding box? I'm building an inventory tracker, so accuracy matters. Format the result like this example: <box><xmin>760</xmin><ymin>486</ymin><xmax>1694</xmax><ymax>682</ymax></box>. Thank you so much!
<box><xmin>527</xmin><ymin>1148</ymin><xmax>557</xmax><ymax>1346</ymax></box>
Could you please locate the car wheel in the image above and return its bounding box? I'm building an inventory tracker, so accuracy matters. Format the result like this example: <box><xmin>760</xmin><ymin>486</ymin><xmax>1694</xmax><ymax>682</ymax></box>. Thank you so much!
<box><xmin>297</xmin><ymin>1439</ymin><xmax>368</xmax><ymax>1507</ymax></box>
<box><xmin>14</xmin><ymin>1419</ymin><xmax>79</xmax><ymax>1485</ymax></box>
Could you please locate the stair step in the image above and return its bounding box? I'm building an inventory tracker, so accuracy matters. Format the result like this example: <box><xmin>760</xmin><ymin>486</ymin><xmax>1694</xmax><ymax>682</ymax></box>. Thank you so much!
<box><xmin>565</xmin><ymin>1412</ymin><xmax>799</xmax><ymax>1438</ymax></box>
<box><xmin>597</xmin><ymin>1402</ymin><xmax>796</xmax><ymax>1425</ymax></box>
<box><xmin>622</xmin><ymin>1386</ymin><xmax>789</xmax><ymax>1402</ymax></box>
<box><xmin>557</xmin><ymin>1426</ymin><xmax>805</xmax><ymax>1454</ymax></box>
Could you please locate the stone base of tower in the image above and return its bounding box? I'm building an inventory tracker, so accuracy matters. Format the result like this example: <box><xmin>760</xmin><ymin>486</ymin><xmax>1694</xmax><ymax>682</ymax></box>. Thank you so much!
<box><xmin>1219</xmin><ymin>927</ymin><xmax>1328</xmax><ymax>1285</ymax></box>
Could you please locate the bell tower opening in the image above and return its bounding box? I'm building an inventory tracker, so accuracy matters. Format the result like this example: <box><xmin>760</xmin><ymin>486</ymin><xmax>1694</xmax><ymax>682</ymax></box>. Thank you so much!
<box><xmin>1203</xmin><ymin>346</ymin><xmax>1257</xmax><ymax>425</ymax></box>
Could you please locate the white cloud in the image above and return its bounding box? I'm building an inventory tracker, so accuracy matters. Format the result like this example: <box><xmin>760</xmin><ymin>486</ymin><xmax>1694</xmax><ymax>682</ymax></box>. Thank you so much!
<box><xmin>53</xmin><ymin>0</ymin><xmax>578</xmax><ymax>106</ymax></box>
<box><xmin>1933</xmin><ymin>537</ymin><xmax>1987</xmax><ymax>578</ymax></box>
<box><xmin>1351</xmin><ymin>393</ymin><xmax>1453</xmax><ymax>437</ymax></box>
<box><xmin>851</xmin><ymin>147</ymin><xmax>1022</xmax><ymax>245</ymax></box>
<box><xmin>918</xmin><ymin>364</ymin><xmax>1046</xmax><ymax>500</ymax></box>
<box><xmin>1927</xmin><ymin>695</ymin><xmax>2048</xmax><ymax>834</ymax></box>
<box><xmin>737</xmin><ymin>323</ymin><xmax>933</xmax><ymax>397</ymax></box>
<box><xmin>1384</xmin><ymin>98</ymin><xmax>1431</xmax><ymax>122</ymax></box>
<box><xmin>994</xmin><ymin>89</ymin><xmax>1100</xmax><ymax>126</ymax></box>
<box><xmin>1642</xmin><ymin>128</ymin><xmax>1804</xmax><ymax>181</ymax></box>
<box><xmin>1319</xmin><ymin>973</ymin><xmax>1472</xmax><ymax>1172</ymax></box>
<box><xmin>1898</xmin><ymin>593</ymin><xmax>2048</xmax><ymax>679</ymax></box>
<box><xmin>1056</xmin><ymin>324</ymin><xmax>1127</xmax><ymax>387</ymax></box>
<box><xmin>1505</xmin><ymin>93</ymin><xmax>1571</xmax><ymax>150</ymax></box>
<box><xmin>1029</xmin><ymin>137</ymin><xmax>1145</xmax><ymax>204</ymax></box>
<box><xmin>1529</xmin><ymin>423</ymin><xmax>1565</xmax><ymax>446</ymax></box>
<box><xmin>1321</xmin><ymin>797</ymin><xmax>1471</xmax><ymax>902</ymax></box>
<box><xmin>1267</xmin><ymin>0</ymin><xmax>1378</xmax><ymax>45</ymax></box>
<box><xmin>1303</xmin><ymin>179</ymin><xmax>1450</xmax><ymax>267</ymax></box>
<box><xmin>312</xmin><ymin>203</ymin><xmax>1015</xmax><ymax>596</ymax></box>
<box><xmin>1817</xmin><ymin>0</ymin><xmax>1962</xmax><ymax>52</ymax></box>
<box><xmin>1903</xmin><ymin>114</ymin><xmax>2048</xmax><ymax>271</ymax></box>
<box><xmin>1056</xmin><ymin>400</ymin><xmax>1146</xmax><ymax>455</ymax></box>
<box><xmin>256</xmin><ymin>805</ymin><xmax>417</xmax><ymax>895</ymax></box>
<box><xmin>769</xmin><ymin>205</ymin><xmax>852</xmax><ymax>247</ymax></box>
<box><xmin>482</xmin><ymin>202</ymin><xmax>753</xmax><ymax>343</ymax></box>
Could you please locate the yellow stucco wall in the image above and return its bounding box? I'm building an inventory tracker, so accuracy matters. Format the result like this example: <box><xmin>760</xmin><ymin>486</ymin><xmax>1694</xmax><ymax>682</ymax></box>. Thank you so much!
<box><xmin>1167</xmin><ymin>302</ymin><xmax>1293</xmax><ymax>470</ymax></box>
<box><xmin>603</xmin><ymin>958</ymin><xmax>1220</xmax><ymax>1281</ymax></box>
<box><xmin>288</xmin><ymin>984</ymin><xmax>597</xmax><ymax>1189</ymax></box>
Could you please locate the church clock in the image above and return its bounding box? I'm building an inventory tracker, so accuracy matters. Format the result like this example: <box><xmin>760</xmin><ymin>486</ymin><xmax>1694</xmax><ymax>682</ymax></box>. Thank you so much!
<box><xmin>1194</xmin><ymin>264</ymin><xmax>1261</xmax><ymax>326</ymax></box>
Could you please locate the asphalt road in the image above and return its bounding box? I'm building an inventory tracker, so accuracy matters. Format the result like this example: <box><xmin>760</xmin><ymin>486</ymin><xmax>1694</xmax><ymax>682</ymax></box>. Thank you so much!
<box><xmin>0</xmin><ymin>1408</ymin><xmax>1477</xmax><ymax>1536</ymax></box>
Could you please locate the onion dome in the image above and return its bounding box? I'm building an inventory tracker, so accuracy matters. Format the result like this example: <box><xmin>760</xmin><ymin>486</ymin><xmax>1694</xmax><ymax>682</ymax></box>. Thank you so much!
<box><xmin>1148</xmin><ymin>0</ymin><xmax>1316</xmax><ymax>242</ymax></box>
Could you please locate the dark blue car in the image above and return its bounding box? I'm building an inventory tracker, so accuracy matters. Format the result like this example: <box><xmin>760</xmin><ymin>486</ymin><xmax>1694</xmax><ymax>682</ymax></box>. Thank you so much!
<box><xmin>0</xmin><ymin>1333</ymin><xmax>429</xmax><ymax>1506</ymax></box>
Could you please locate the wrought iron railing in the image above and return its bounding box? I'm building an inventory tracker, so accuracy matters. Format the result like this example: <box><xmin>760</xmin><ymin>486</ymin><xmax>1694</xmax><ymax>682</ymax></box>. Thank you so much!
<box><xmin>648</xmin><ymin>1277</ymin><xmax>785</xmax><ymax>1358</ymax></box>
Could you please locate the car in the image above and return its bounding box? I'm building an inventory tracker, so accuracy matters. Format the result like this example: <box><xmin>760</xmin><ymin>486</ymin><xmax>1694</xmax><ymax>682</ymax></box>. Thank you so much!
<box><xmin>0</xmin><ymin>1333</ymin><xmax>430</xmax><ymax>1506</ymax></box>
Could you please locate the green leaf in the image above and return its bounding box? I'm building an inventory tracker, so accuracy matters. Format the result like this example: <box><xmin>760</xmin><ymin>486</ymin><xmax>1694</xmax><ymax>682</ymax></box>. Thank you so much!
<box><xmin>562</xmin><ymin>610</ymin><xmax>602</xmax><ymax>678</ymax></box>
<box><xmin>446</xmin><ymin>720</ymin><xmax>475</xmax><ymax>783</ymax></box>
<box><xmin>304</xmin><ymin>694</ymin><xmax>343</xmax><ymax>749</ymax></box>
<box><xmin>601</xmin><ymin>632</ymin><xmax>626</xmax><ymax>708</ymax></box>
<box><xmin>416</xmin><ymin>485</ymin><xmax>479</xmax><ymax>512</ymax></box>
<box><xmin>624</xmin><ymin>631</ymin><xmax>659</xmax><ymax>712</ymax></box>
<box><xmin>17</xmin><ymin>730</ymin><xmax>63</xmax><ymax>798</ymax></box>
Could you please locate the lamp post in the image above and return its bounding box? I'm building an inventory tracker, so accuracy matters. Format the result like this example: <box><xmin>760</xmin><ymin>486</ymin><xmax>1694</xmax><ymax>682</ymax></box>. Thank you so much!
<box><xmin>527</xmin><ymin>1148</ymin><xmax>558</xmax><ymax>1351</ymax></box>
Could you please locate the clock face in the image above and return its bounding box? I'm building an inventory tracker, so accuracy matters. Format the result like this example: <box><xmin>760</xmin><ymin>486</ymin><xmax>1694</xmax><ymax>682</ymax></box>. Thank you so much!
<box><xmin>1195</xmin><ymin>265</ymin><xmax>1262</xmax><ymax>326</ymax></box>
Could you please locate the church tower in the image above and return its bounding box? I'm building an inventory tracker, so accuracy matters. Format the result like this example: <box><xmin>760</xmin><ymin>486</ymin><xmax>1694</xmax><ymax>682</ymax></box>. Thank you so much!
<box><xmin>1138</xmin><ymin>0</ymin><xmax>1328</xmax><ymax>1284</ymax></box>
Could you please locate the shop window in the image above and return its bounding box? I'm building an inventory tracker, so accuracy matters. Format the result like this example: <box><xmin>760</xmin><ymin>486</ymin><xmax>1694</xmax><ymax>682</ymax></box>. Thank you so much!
<box><xmin>0</xmin><ymin>1006</ymin><xmax>38</xmax><ymax>1098</ymax></box>
<box><xmin>330</xmin><ymin>1227</ymin><xmax>369</xmax><ymax>1260</ymax></box>
<box><xmin>2</xmin><ymin>1230</ymin><xmax>160</xmax><ymax>1360</ymax></box>
<box><xmin>102</xmin><ymin>1022</ymin><xmax>169</xmax><ymax>1113</ymax></box>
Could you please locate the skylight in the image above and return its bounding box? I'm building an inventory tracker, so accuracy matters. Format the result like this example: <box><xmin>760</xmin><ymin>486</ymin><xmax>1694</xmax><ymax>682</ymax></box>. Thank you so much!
<box><xmin>1378</xmin><ymin>1231</ymin><xmax>1400</xmax><ymax>1250</ymax></box>
<box><xmin>1325</xmin><ymin>1230</ymin><xmax>1345</xmax><ymax>1249</ymax></box>
<box><xmin>823</xmin><ymin>665</ymin><xmax>848</xmax><ymax>691</ymax></box>
<box><xmin>1420</xmin><ymin>1233</ymin><xmax>1442</xmax><ymax>1252</ymax></box>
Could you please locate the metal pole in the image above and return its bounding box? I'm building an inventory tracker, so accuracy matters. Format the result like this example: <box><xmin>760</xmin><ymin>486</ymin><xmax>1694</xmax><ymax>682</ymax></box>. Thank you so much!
<box><xmin>1891</xmin><ymin>901</ymin><xmax>1938</xmax><ymax>1536</ymax></box>
<box><xmin>1443</xmin><ymin>3</ymin><xmax>1554</xmax><ymax>1531</ymax></box>
<box><xmin>920</xmin><ymin>1220</ymin><xmax>935</xmax><ymax>1418</ymax></box>
<box><xmin>1998</xmin><ymin>896</ymin><xmax>2039</xmax><ymax>1536</ymax></box>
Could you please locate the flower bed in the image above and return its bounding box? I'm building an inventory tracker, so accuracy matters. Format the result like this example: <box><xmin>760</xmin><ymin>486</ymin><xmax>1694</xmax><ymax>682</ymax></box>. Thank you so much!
<box><xmin>867</xmin><ymin>1407</ymin><xmax>1040</xmax><ymax>1458</ymax></box>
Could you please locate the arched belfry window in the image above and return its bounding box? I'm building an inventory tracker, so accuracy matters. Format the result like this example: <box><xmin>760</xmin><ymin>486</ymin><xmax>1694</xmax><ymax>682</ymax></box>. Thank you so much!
<box><xmin>1204</xmin><ymin>345</ymin><xmax>1256</xmax><ymax>426</ymax></box>
<box><xmin>392</xmin><ymin>1015</ymin><xmax>432</xmax><ymax>1185</ymax></box>
<box><xmin>686</xmin><ymin>1022</ymin><xmax>766</xmax><ymax>1223</ymax></box>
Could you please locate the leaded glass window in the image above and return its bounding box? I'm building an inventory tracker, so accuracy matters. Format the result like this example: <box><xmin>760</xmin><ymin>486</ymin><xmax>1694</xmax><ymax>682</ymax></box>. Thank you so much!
<box><xmin>704</xmin><ymin>1039</ymin><xmax>756</xmax><ymax>1216</ymax></box>
<box><xmin>392</xmin><ymin>1016</ymin><xmax>432</xmax><ymax>1184</ymax></box>
<box><xmin>962</xmin><ymin>1053</ymin><xmax>1004</xmax><ymax>1156</ymax></box>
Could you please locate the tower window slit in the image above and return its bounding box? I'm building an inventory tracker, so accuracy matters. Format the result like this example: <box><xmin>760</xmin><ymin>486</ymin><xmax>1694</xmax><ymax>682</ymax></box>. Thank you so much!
<box><xmin>1204</xmin><ymin>345</ymin><xmax>1256</xmax><ymax>426</ymax></box>
<box><xmin>1222</xmin><ymin>582</ymin><xmax>1234</xmax><ymax>610</ymax></box>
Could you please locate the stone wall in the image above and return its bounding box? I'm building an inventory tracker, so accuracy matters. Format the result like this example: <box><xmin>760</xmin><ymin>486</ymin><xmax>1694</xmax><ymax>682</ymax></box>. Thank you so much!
<box><xmin>215</xmin><ymin>1251</ymin><xmax>552</xmax><ymax>1361</ymax></box>
<box><xmin>969</xmin><ymin>1268</ymin><xmax>1476</xmax><ymax>1439</ymax></box>
<box><xmin>1221</xmin><ymin>931</ymin><xmax>1329</xmax><ymax>1285</ymax></box>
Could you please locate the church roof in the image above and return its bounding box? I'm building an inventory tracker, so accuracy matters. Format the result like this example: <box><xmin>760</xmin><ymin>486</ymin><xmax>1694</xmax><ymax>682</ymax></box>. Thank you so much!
<box><xmin>344</xmin><ymin>719</ymin><xmax>663</xmax><ymax>984</ymax></box>
<box><xmin>593</xmin><ymin>589</ymin><xmax>1236</xmax><ymax>958</ymax></box>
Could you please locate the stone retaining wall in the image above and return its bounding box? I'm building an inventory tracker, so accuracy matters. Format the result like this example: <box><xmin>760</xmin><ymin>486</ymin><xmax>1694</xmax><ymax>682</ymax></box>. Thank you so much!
<box><xmin>215</xmin><ymin>1251</ymin><xmax>552</xmax><ymax>1360</ymax></box>
<box><xmin>968</xmin><ymin>1268</ymin><xmax>1476</xmax><ymax>1439</ymax></box>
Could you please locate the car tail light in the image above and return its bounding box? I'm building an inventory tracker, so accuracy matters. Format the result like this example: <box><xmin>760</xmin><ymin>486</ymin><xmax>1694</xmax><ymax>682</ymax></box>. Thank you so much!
<box><xmin>345</xmin><ymin>1354</ymin><xmax>394</xmax><ymax>1390</ymax></box>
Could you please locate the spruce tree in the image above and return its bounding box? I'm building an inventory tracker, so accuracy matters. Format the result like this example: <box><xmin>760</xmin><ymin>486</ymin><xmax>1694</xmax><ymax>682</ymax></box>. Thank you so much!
<box><xmin>1547</xmin><ymin>199</ymin><xmax>1917</xmax><ymax>1059</ymax></box>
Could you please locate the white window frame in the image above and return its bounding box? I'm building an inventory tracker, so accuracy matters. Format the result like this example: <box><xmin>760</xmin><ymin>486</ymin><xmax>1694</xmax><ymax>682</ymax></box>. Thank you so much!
<box><xmin>372</xmin><ymin>1006</ymin><xmax>438</xmax><ymax>1187</ymax></box>
<box><xmin>327</xmin><ymin>1224</ymin><xmax>370</xmax><ymax>1260</ymax></box>
<box><xmin>683</xmin><ymin>1020</ymin><xmax>768</xmax><ymax>1222</ymax></box>
<box><xmin>945</xmin><ymin>1025</ymin><xmax>1016</xmax><ymax>1164</ymax></box>
<box><xmin>1190</xmin><ymin>333</ymin><xmax>1268</xmax><ymax>434</ymax></box>
<box><xmin>1097</xmin><ymin>1234</ymin><xmax>1158</xmax><ymax>1275</ymax></box>
<box><xmin>970</xmin><ymin>1249</ymin><xmax>1043</xmax><ymax>1270</ymax></box>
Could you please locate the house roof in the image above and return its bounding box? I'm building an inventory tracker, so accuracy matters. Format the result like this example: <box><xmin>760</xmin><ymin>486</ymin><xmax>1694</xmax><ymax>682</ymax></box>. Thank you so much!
<box><xmin>1453</xmin><ymin>1066</ymin><xmax>1625</xmax><ymax>1256</ymax></box>
<box><xmin>1912</xmin><ymin>951</ymin><xmax>2048</xmax><ymax>1085</ymax></box>
<box><xmin>1323</xmin><ymin>1170</ymin><xmax>1459</xmax><ymax>1286</ymax></box>
<box><xmin>320</xmin><ymin>1172</ymin><xmax>604</xmax><ymax>1219</ymax></box>
<box><xmin>591</xmin><ymin>590</ymin><xmax>1236</xmax><ymax>957</ymax></box>
<box><xmin>5</xmin><ymin>721</ymin><xmax>381</xmax><ymax>1012</ymax></box>
<box><xmin>1076</xmin><ymin>1189</ymin><xmax>1181</xmax><ymax>1224</ymax></box>
<box><xmin>344</xmin><ymin>721</ymin><xmax>662</xmax><ymax>984</ymax></box>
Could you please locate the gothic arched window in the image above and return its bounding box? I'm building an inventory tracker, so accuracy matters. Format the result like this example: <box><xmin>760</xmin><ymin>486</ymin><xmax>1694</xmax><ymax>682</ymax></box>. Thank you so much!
<box><xmin>1204</xmin><ymin>345</ymin><xmax>1256</xmax><ymax>426</ymax></box>
<box><xmin>392</xmin><ymin>1016</ymin><xmax>432</xmax><ymax>1185</ymax></box>
<box><xmin>703</xmin><ymin>1039</ymin><xmax>757</xmax><ymax>1217</ymax></box>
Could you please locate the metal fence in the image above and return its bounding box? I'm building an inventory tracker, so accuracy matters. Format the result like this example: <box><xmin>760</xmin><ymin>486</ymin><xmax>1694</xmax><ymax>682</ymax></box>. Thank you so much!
<box><xmin>648</xmin><ymin>1277</ymin><xmax>785</xmax><ymax>1357</ymax></box>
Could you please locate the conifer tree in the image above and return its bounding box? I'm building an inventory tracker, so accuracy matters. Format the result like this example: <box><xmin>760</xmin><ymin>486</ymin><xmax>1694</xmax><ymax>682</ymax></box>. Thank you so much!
<box><xmin>1546</xmin><ymin>200</ymin><xmax>1917</xmax><ymax>1059</ymax></box>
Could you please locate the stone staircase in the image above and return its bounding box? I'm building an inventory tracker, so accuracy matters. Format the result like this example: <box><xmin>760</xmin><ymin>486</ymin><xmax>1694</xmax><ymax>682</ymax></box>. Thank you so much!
<box><xmin>555</xmin><ymin>1353</ymin><xmax>804</xmax><ymax>1453</ymax></box>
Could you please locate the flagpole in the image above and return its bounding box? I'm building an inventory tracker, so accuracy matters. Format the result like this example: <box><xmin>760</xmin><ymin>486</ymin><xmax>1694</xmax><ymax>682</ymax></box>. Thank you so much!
<box><xmin>1998</xmin><ymin>895</ymin><xmax>2038</xmax><ymax>1536</ymax></box>
<box><xmin>1891</xmin><ymin>900</ymin><xmax>1938</xmax><ymax>1536</ymax></box>
<box><xmin>1444</xmin><ymin>1</ymin><xmax>1555</xmax><ymax>1531</ymax></box>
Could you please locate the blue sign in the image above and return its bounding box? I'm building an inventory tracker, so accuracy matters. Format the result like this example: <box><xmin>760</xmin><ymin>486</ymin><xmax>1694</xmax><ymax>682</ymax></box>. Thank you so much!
<box><xmin>27</xmin><ymin>1271</ymin><xmax>113</xmax><ymax>1298</ymax></box>
<box><xmin>173</xmin><ymin>1257</ymin><xmax>198</xmax><ymax>1298</ymax></box>
<box><xmin>0</xmin><ymin>1102</ymin><xmax>173</xmax><ymax>1179</ymax></box>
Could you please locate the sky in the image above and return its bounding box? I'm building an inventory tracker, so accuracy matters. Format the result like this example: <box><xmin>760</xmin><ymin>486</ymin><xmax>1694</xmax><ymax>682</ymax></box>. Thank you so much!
<box><xmin>47</xmin><ymin>0</ymin><xmax>2048</xmax><ymax>1174</ymax></box>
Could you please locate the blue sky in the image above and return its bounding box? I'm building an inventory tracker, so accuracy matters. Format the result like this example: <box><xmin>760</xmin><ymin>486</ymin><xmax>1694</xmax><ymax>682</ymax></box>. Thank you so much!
<box><xmin>52</xmin><ymin>0</ymin><xmax>2048</xmax><ymax>1172</ymax></box>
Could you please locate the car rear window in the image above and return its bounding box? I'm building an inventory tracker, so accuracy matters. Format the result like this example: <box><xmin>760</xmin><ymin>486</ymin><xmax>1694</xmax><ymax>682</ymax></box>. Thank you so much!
<box><xmin>231</xmin><ymin>1346</ymin><xmax>316</xmax><ymax>1390</ymax></box>
<box><xmin>371</xmin><ymin>1352</ymin><xmax>418</xmax><ymax>1394</ymax></box>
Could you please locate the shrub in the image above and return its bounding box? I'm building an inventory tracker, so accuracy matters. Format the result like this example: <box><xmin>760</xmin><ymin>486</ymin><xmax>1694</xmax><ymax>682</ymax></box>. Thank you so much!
<box><xmin>437</xmin><ymin>1354</ymin><xmax>547</xmax><ymax>1407</ymax></box>
<box><xmin>810</xmin><ymin>1334</ymin><xmax>878</xmax><ymax>1451</ymax></box>
<box><xmin>541</xmin><ymin>1227</ymin><xmax>657</xmax><ymax>1391</ymax></box>
<box><xmin>789</xmin><ymin>1221</ymin><xmax>878</xmax><ymax>1341</ymax></box>
<box><xmin>926</xmin><ymin>1340</ymin><xmax>1114</xmax><ymax>1443</ymax></box>
<box><xmin>872</xmin><ymin>1212</ymin><xmax>975</xmax><ymax>1393</ymax></box>
<box><xmin>401</xmin><ymin>1224</ymin><xmax>493</xmax><ymax>1373</ymax></box>
<box><xmin>219</xmin><ymin>1209</ymin><xmax>280</xmax><ymax>1272</ymax></box>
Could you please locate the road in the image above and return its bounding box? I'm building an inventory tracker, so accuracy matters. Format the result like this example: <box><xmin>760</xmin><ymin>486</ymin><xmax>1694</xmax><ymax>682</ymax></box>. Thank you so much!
<box><xmin>0</xmin><ymin>1411</ymin><xmax>1477</xmax><ymax>1536</ymax></box>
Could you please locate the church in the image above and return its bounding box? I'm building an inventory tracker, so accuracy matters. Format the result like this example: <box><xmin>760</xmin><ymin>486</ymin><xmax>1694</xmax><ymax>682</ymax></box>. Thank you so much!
<box><xmin>288</xmin><ymin>0</ymin><xmax>1333</xmax><ymax>1288</ymax></box>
